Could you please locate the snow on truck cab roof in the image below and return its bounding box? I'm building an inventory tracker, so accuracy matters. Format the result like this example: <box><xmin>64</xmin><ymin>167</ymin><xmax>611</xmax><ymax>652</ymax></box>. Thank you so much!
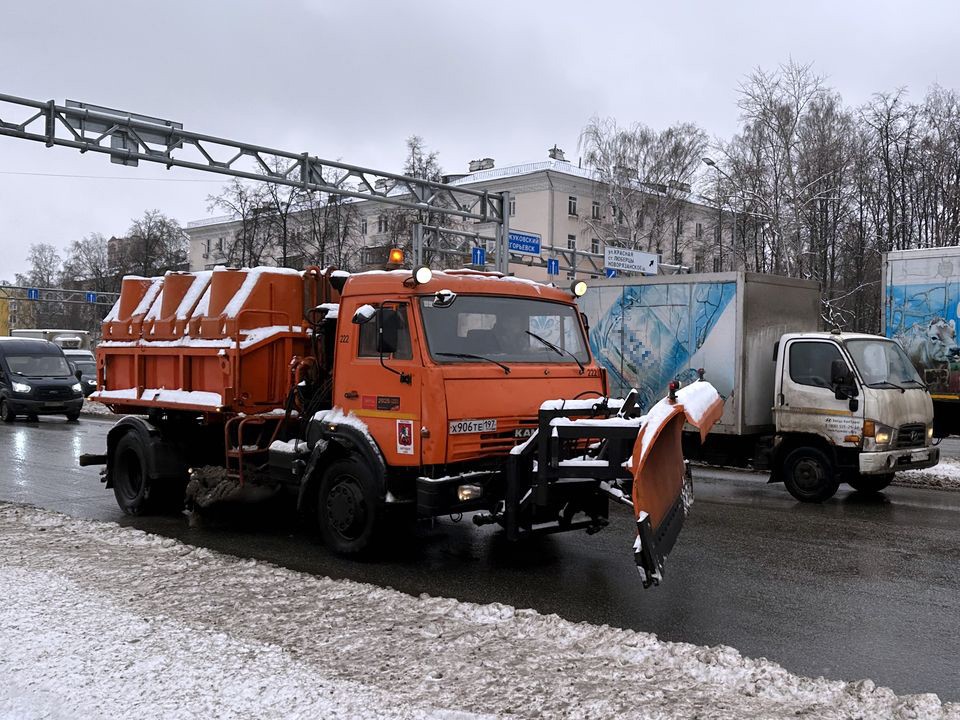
<box><xmin>338</xmin><ymin>268</ymin><xmax>574</xmax><ymax>303</ymax></box>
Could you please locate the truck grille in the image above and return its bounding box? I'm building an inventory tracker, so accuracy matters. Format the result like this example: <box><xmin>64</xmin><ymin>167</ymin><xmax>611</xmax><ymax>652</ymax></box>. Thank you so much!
<box><xmin>447</xmin><ymin>418</ymin><xmax>537</xmax><ymax>462</ymax></box>
<box><xmin>896</xmin><ymin>423</ymin><xmax>926</xmax><ymax>449</ymax></box>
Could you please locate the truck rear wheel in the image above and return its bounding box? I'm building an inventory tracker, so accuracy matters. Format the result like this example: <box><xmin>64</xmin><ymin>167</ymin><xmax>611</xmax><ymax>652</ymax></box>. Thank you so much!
<box><xmin>113</xmin><ymin>433</ymin><xmax>154</xmax><ymax>515</ymax></box>
<box><xmin>782</xmin><ymin>447</ymin><xmax>839</xmax><ymax>503</ymax></box>
<box><xmin>848</xmin><ymin>473</ymin><xmax>893</xmax><ymax>493</ymax></box>
<box><xmin>318</xmin><ymin>457</ymin><xmax>382</xmax><ymax>555</ymax></box>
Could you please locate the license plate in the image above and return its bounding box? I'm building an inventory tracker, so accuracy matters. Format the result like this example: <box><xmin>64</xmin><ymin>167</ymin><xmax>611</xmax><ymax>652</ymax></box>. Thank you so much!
<box><xmin>912</xmin><ymin>451</ymin><xmax>929</xmax><ymax>462</ymax></box>
<box><xmin>449</xmin><ymin>419</ymin><xmax>497</xmax><ymax>434</ymax></box>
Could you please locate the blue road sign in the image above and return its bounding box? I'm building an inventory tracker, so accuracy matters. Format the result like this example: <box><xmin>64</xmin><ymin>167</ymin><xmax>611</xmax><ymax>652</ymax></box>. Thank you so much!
<box><xmin>605</xmin><ymin>268</ymin><xmax>617</xmax><ymax>279</ymax></box>
<box><xmin>547</xmin><ymin>258</ymin><xmax>560</xmax><ymax>276</ymax></box>
<box><xmin>85</xmin><ymin>291</ymin><xmax>98</xmax><ymax>303</ymax></box>
<box><xmin>471</xmin><ymin>246</ymin><xmax>486</xmax><ymax>266</ymax></box>
<box><xmin>508</xmin><ymin>230</ymin><xmax>541</xmax><ymax>257</ymax></box>
<box><xmin>27</xmin><ymin>288</ymin><xmax>39</xmax><ymax>301</ymax></box>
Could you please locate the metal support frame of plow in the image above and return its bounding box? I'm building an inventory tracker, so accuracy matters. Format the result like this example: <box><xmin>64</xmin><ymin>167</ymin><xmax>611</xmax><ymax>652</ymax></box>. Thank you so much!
<box><xmin>0</xmin><ymin>92</ymin><xmax>511</xmax><ymax>273</ymax></box>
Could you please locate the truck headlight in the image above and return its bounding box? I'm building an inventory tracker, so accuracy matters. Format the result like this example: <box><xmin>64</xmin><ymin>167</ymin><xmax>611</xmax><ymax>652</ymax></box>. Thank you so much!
<box><xmin>12</xmin><ymin>382</ymin><xmax>31</xmax><ymax>393</ymax></box>
<box><xmin>863</xmin><ymin>419</ymin><xmax>893</xmax><ymax>447</ymax></box>
<box><xmin>71</xmin><ymin>383</ymin><xmax>83</xmax><ymax>394</ymax></box>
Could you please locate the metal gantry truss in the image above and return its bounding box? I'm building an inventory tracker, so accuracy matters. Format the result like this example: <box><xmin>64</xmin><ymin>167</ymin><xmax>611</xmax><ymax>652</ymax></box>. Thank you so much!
<box><xmin>0</xmin><ymin>93</ymin><xmax>511</xmax><ymax>273</ymax></box>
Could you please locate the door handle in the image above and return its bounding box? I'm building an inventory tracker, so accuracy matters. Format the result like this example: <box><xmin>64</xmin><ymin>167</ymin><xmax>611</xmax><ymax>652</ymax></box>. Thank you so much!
<box><xmin>344</xmin><ymin>390</ymin><xmax>359</xmax><ymax>399</ymax></box>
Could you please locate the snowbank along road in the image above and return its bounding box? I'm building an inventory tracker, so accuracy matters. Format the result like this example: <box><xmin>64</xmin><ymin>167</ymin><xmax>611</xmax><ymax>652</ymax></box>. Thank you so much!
<box><xmin>1</xmin><ymin>503</ymin><xmax>957</xmax><ymax>720</ymax></box>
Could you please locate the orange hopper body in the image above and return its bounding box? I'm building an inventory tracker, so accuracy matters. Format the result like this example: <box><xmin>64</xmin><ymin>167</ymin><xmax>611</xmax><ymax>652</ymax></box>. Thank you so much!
<box><xmin>95</xmin><ymin>267</ymin><xmax>331</xmax><ymax>415</ymax></box>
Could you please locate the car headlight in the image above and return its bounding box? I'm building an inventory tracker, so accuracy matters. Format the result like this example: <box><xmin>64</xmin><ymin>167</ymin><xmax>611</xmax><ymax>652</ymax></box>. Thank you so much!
<box><xmin>12</xmin><ymin>382</ymin><xmax>31</xmax><ymax>393</ymax></box>
<box><xmin>86</xmin><ymin>379</ymin><xmax>96</xmax><ymax>385</ymax></box>
<box><xmin>71</xmin><ymin>383</ymin><xmax>83</xmax><ymax>393</ymax></box>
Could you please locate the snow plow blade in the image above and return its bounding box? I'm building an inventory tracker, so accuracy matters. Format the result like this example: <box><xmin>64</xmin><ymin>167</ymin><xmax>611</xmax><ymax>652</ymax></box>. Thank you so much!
<box><xmin>631</xmin><ymin>381</ymin><xmax>724</xmax><ymax>587</ymax></box>
<box><xmin>502</xmin><ymin>380</ymin><xmax>723</xmax><ymax>587</ymax></box>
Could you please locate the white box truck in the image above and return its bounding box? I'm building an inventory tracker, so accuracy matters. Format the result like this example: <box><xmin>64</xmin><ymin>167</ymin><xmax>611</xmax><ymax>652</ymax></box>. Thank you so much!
<box><xmin>581</xmin><ymin>271</ymin><xmax>938</xmax><ymax>502</ymax></box>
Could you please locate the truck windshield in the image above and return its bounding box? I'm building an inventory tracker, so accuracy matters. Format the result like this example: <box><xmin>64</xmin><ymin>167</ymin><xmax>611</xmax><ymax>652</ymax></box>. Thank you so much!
<box><xmin>846</xmin><ymin>339</ymin><xmax>924</xmax><ymax>387</ymax></box>
<box><xmin>5</xmin><ymin>354</ymin><xmax>72</xmax><ymax>378</ymax></box>
<box><xmin>419</xmin><ymin>295</ymin><xmax>590</xmax><ymax>365</ymax></box>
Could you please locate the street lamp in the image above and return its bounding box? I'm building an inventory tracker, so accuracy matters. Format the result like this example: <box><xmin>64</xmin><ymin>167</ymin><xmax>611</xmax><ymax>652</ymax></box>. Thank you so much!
<box><xmin>702</xmin><ymin>157</ymin><xmax>727</xmax><ymax>270</ymax></box>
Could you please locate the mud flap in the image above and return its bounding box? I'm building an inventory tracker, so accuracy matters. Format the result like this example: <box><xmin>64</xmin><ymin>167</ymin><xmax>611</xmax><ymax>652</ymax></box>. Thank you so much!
<box><xmin>631</xmin><ymin>382</ymin><xmax>723</xmax><ymax>586</ymax></box>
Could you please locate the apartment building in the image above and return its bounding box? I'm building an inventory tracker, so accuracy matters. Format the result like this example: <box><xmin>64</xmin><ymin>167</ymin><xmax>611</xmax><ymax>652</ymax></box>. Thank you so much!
<box><xmin>185</xmin><ymin>148</ymin><xmax>729</xmax><ymax>279</ymax></box>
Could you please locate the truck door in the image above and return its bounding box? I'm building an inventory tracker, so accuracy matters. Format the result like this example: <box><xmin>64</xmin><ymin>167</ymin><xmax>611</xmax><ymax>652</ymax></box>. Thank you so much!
<box><xmin>337</xmin><ymin>301</ymin><xmax>422</xmax><ymax>466</ymax></box>
<box><xmin>777</xmin><ymin>339</ymin><xmax>863</xmax><ymax>445</ymax></box>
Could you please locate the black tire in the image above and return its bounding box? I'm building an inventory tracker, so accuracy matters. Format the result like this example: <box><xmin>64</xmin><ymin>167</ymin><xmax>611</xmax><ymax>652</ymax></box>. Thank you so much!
<box><xmin>112</xmin><ymin>432</ymin><xmax>154</xmax><ymax>515</ymax></box>
<box><xmin>782</xmin><ymin>446</ymin><xmax>839</xmax><ymax>503</ymax></box>
<box><xmin>66</xmin><ymin>412</ymin><xmax>80</xmax><ymax>422</ymax></box>
<box><xmin>318</xmin><ymin>456</ymin><xmax>383</xmax><ymax>555</ymax></box>
<box><xmin>848</xmin><ymin>473</ymin><xmax>893</xmax><ymax>493</ymax></box>
<box><xmin>27</xmin><ymin>414</ymin><xmax>39</xmax><ymax>423</ymax></box>
<box><xmin>0</xmin><ymin>399</ymin><xmax>15</xmax><ymax>423</ymax></box>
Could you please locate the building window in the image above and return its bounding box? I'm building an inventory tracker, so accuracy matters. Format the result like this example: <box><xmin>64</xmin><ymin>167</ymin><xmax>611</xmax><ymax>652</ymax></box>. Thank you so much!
<box><xmin>712</xmin><ymin>256</ymin><xmax>721</xmax><ymax>272</ymax></box>
<box><xmin>217</xmin><ymin>237</ymin><xmax>224</xmax><ymax>252</ymax></box>
<box><xmin>591</xmin><ymin>238</ymin><xmax>600</xmax><ymax>255</ymax></box>
<box><xmin>676</xmin><ymin>216</ymin><xmax>684</xmax><ymax>235</ymax></box>
<box><xmin>591</xmin><ymin>201</ymin><xmax>601</xmax><ymax>220</ymax></box>
<box><xmin>638</xmin><ymin>210</ymin><xmax>644</xmax><ymax>229</ymax></box>
<box><xmin>695</xmin><ymin>253</ymin><xmax>705</xmax><ymax>273</ymax></box>
<box><xmin>568</xmin><ymin>196</ymin><xmax>578</xmax><ymax>216</ymax></box>
<box><xmin>360</xmin><ymin>217</ymin><xmax>368</xmax><ymax>235</ymax></box>
<box><xmin>204</xmin><ymin>238</ymin><xmax>210</xmax><ymax>254</ymax></box>
<box><xmin>377</xmin><ymin>215</ymin><xmax>388</xmax><ymax>233</ymax></box>
<box><xmin>696</xmin><ymin>222</ymin><xmax>703</xmax><ymax>239</ymax></box>
<box><xmin>567</xmin><ymin>234</ymin><xmax>577</xmax><ymax>251</ymax></box>
<box><xmin>509</xmin><ymin>197</ymin><xmax>516</xmax><ymax>216</ymax></box>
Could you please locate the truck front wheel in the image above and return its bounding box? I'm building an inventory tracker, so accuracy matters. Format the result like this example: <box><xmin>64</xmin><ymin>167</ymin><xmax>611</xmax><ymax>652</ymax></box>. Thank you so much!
<box><xmin>318</xmin><ymin>457</ymin><xmax>382</xmax><ymax>555</ymax></box>
<box><xmin>848</xmin><ymin>473</ymin><xmax>893</xmax><ymax>493</ymax></box>
<box><xmin>782</xmin><ymin>447</ymin><xmax>839</xmax><ymax>503</ymax></box>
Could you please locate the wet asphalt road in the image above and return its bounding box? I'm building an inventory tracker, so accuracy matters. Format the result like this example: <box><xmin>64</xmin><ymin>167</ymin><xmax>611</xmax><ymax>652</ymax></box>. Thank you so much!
<box><xmin>2</xmin><ymin>415</ymin><xmax>959</xmax><ymax>701</ymax></box>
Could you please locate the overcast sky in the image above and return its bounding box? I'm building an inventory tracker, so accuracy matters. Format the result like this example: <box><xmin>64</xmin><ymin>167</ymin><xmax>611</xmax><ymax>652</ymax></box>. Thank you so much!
<box><xmin>3</xmin><ymin>0</ymin><xmax>960</xmax><ymax>280</ymax></box>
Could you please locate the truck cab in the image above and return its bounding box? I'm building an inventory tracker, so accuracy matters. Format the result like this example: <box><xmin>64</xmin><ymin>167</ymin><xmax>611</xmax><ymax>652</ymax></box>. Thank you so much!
<box><xmin>773</xmin><ymin>330</ymin><xmax>938</xmax><ymax>501</ymax></box>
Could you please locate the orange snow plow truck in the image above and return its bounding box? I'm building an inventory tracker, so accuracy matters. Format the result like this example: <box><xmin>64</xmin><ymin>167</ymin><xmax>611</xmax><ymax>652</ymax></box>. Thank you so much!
<box><xmin>81</xmin><ymin>265</ymin><xmax>722</xmax><ymax>586</ymax></box>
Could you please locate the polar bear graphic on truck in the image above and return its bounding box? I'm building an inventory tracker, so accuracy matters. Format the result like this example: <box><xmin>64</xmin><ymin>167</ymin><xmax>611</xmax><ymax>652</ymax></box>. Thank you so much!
<box><xmin>897</xmin><ymin>317</ymin><xmax>960</xmax><ymax>367</ymax></box>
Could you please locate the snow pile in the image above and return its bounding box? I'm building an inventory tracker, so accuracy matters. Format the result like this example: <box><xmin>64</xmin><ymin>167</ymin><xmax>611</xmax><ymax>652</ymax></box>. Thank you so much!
<box><xmin>0</xmin><ymin>503</ymin><xmax>955</xmax><ymax>720</ymax></box>
<box><xmin>80</xmin><ymin>399</ymin><xmax>116</xmax><ymax>416</ymax></box>
<box><xmin>895</xmin><ymin>455</ymin><xmax>960</xmax><ymax>491</ymax></box>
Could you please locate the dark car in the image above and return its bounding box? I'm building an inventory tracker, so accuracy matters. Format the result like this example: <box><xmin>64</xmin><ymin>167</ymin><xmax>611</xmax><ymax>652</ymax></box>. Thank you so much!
<box><xmin>65</xmin><ymin>350</ymin><xmax>98</xmax><ymax>397</ymax></box>
<box><xmin>0</xmin><ymin>338</ymin><xmax>84</xmax><ymax>422</ymax></box>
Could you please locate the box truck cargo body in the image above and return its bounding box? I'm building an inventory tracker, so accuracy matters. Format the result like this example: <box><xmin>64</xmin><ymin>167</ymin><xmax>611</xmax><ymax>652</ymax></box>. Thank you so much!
<box><xmin>883</xmin><ymin>247</ymin><xmax>960</xmax><ymax>435</ymax></box>
<box><xmin>579</xmin><ymin>272</ymin><xmax>821</xmax><ymax>434</ymax></box>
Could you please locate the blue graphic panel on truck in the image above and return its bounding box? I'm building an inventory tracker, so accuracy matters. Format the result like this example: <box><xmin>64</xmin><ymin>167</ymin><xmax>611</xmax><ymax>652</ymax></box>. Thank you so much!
<box><xmin>586</xmin><ymin>282</ymin><xmax>736</xmax><ymax>409</ymax></box>
<box><xmin>885</xmin><ymin>281</ymin><xmax>960</xmax><ymax>394</ymax></box>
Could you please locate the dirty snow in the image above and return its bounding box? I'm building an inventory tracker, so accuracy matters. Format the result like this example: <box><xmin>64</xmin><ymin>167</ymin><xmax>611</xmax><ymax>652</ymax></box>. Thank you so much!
<box><xmin>894</xmin><ymin>455</ymin><xmax>960</xmax><ymax>491</ymax></box>
<box><xmin>140</xmin><ymin>388</ymin><xmax>223</xmax><ymax>407</ymax></box>
<box><xmin>80</xmin><ymin>399</ymin><xmax>116</xmax><ymax>416</ymax></box>
<box><xmin>0</xmin><ymin>503</ymin><xmax>954</xmax><ymax>720</ymax></box>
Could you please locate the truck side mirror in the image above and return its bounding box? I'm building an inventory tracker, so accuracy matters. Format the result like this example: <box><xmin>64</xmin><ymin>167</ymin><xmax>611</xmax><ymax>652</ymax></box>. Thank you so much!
<box><xmin>830</xmin><ymin>359</ymin><xmax>848</xmax><ymax>387</ymax></box>
<box><xmin>830</xmin><ymin>358</ymin><xmax>857</xmax><ymax>400</ymax></box>
<box><xmin>377</xmin><ymin>308</ymin><xmax>401</xmax><ymax>354</ymax></box>
<box><xmin>75</xmin><ymin>368</ymin><xmax>83</xmax><ymax>381</ymax></box>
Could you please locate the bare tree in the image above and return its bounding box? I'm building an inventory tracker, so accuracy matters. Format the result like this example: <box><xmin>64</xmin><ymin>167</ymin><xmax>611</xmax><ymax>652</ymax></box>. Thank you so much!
<box><xmin>206</xmin><ymin>179</ymin><xmax>273</xmax><ymax>266</ymax></box>
<box><xmin>579</xmin><ymin>116</ymin><xmax>707</xmax><ymax>263</ymax></box>
<box><xmin>124</xmin><ymin>210</ymin><xmax>188</xmax><ymax>276</ymax></box>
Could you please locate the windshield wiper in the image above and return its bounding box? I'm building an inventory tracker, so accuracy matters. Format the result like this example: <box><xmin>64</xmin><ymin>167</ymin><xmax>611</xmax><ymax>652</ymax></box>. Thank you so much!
<box><xmin>525</xmin><ymin>331</ymin><xmax>585</xmax><ymax>374</ymax></box>
<box><xmin>436</xmin><ymin>352</ymin><xmax>510</xmax><ymax>374</ymax></box>
<box><xmin>865</xmin><ymin>380</ymin><xmax>907</xmax><ymax>393</ymax></box>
